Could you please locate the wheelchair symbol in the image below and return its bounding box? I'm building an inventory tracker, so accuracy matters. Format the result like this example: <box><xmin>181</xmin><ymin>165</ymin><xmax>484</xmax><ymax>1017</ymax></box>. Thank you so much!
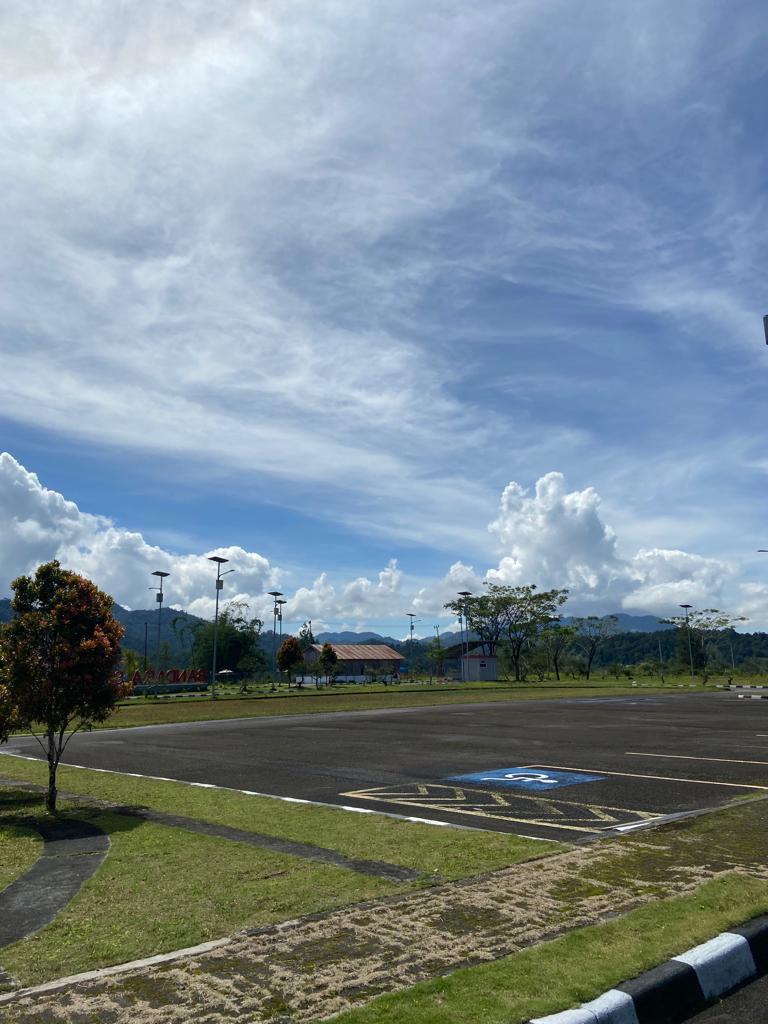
<box><xmin>480</xmin><ymin>772</ymin><xmax>558</xmax><ymax>785</ymax></box>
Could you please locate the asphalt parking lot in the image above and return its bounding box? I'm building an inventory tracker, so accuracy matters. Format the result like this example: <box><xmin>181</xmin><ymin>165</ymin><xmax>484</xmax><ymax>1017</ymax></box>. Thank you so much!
<box><xmin>5</xmin><ymin>691</ymin><xmax>768</xmax><ymax>842</ymax></box>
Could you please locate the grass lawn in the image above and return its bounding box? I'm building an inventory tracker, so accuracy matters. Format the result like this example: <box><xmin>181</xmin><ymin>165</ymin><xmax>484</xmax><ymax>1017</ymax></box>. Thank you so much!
<box><xmin>0</xmin><ymin>812</ymin><xmax>41</xmax><ymax>891</ymax></box>
<box><xmin>0</xmin><ymin>757</ymin><xmax>564</xmax><ymax>881</ymax></box>
<box><xmin>39</xmin><ymin>682</ymin><xmax>673</xmax><ymax>731</ymax></box>
<box><xmin>329</xmin><ymin>873</ymin><xmax>768</xmax><ymax>1024</ymax></box>
<box><xmin>0</xmin><ymin>801</ymin><xmax>397</xmax><ymax>987</ymax></box>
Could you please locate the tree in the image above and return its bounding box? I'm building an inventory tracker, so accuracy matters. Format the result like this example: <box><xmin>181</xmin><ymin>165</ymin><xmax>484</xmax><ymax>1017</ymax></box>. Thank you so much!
<box><xmin>0</xmin><ymin>561</ymin><xmax>124</xmax><ymax>812</ymax></box>
<box><xmin>571</xmin><ymin>616</ymin><xmax>619</xmax><ymax>679</ymax></box>
<box><xmin>318</xmin><ymin>642</ymin><xmax>338</xmax><ymax>684</ymax></box>
<box><xmin>444</xmin><ymin>584</ymin><xmax>508</xmax><ymax>655</ymax></box>
<box><xmin>538</xmin><ymin>623</ymin><xmax>577</xmax><ymax>681</ymax></box>
<box><xmin>425</xmin><ymin>635</ymin><xmax>445</xmax><ymax>682</ymax></box>
<box><xmin>661</xmin><ymin>608</ymin><xmax>748</xmax><ymax>681</ymax></box>
<box><xmin>277</xmin><ymin>635</ymin><xmax>304</xmax><ymax>685</ymax></box>
<box><xmin>191</xmin><ymin>601</ymin><xmax>266</xmax><ymax>678</ymax></box>
<box><xmin>501</xmin><ymin>585</ymin><xmax>569</xmax><ymax>682</ymax></box>
<box><xmin>298</xmin><ymin>621</ymin><xmax>315</xmax><ymax>653</ymax></box>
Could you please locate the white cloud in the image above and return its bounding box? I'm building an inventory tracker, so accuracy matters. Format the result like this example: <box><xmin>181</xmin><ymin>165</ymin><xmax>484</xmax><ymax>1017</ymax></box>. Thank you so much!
<box><xmin>486</xmin><ymin>472</ymin><xmax>630</xmax><ymax>604</ymax></box>
<box><xmin>0</xmin><ymin>452</ymin><xmax>756</xmax><ymax>629</ymax></box>
<box><xmin>0</xmin><ymin>452</ymin><xmax>279</xmax><ymax>613</ymax></box>
<box><xmin>624</xmin><ymin>549</ymin><xmax>734</xmax><ymax>613</ymax></box>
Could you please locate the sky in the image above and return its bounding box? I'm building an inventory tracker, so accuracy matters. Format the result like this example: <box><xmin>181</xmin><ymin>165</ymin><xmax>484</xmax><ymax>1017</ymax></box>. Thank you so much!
<box><xmin>1</xmin><ymin>1</ymin><xmax>767</xmax><ymax>634</ymax></box>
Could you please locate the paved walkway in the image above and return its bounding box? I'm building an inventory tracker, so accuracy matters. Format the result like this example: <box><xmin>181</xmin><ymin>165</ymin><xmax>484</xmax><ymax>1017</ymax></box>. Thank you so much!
<box><xmin>0</xmin><ymin>818</ymin><xmax>109</xmax><ymax>950</ymax></box>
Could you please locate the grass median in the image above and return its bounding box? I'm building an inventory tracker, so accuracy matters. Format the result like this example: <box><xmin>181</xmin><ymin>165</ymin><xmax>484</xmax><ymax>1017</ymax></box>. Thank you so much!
<box><xmin>0</xmin><ymin>795</ymin><xmax>397</xmax><ymax>987</ymax></box>
<box><xmin>0</xmin><ymin>755</ymin><xmax>563</xmax><ymax>883</ymax></box>
<box><xmin>329</xmin><ymin>873</ymin><xmax>768</xmax><ymax>1024</ymax></box>
<box><xmin>32</xmin><ymin>682</ymin><xmax>672</xmax><ymax>731</ymax></box>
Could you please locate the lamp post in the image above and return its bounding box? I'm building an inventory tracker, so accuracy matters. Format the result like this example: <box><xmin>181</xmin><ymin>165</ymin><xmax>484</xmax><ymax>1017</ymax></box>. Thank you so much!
<box><xmin>458</xmin><ymin>591</ymin><xmax>472</xmax><ymax>683</ymax></box>
<box><xmin>679</xmin><ymin>603</ymin><xmax>694</xmax><ymax>677</ymax></box>
<box><xmin>150</xmin><ymin>571</ymin><xmax>170</xmax><ymax>671</ymax></box>
<box><xmin>208</xmin><ymin>556</ymin><xmax>235</xmax><ymax>700</ymax></box>
<box><xmin>405</xmin><ymin>613</ymin><xmax>419</xmax><ymax>678</ymax></box>
<box><xmin>268</xmin><ymin>591</ymin><xmax>283</xmax><ymax>689</ymax></box>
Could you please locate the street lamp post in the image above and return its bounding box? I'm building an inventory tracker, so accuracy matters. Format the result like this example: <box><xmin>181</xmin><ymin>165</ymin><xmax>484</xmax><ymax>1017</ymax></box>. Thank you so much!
<box><xmin>679</xmin><ymin>603</ymin><xmax>694</xmax><ymax>677</ymax></box>
<box><xmin>405</xmin><ymin>613</ymin><xmax>419</xmax><ymax>678</ymax></box>
<box><xmin>208</xmin><ymin>556</ymin><xmax>235</xmax><ymax>700</ymax></box>
<box><xmin>151</xmin><ymin>571</ymin><xmax>170</xmax><ymax>672</ymax></box>
<box><xmin>458</xmin><ymin>591</ymin><xmax>472</xmax><ymax>683</ymax></box>
<box><xmin>268</xmin><ymin>591</ymin><xmax>283</xmax><ymax>689</ymax></box>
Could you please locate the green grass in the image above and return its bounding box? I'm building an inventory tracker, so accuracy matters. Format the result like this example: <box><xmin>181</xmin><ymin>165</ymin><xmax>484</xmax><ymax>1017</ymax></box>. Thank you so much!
<box><xmin>37</xmin><ymin>683</ymin><xmax>673</xmax><ymax>731</ymax></box>
<box><xmin>329</xmin><ymin>873</ymin><xmax>768</xmax><ymax>1024</ymax></box>
<box><xmin>0</xmin><ymin>789</ymin><xmax>42</xmax><ymax>889</ymax></box>
<box><xmin>0</xmin><ymin>759</ymin><xmax>563</xmax><ymax>881</ymax></box>
<box><xmin>0</xmin><ymin>806</ymin><xmax>397</xmax><ymax>987</ymax></box>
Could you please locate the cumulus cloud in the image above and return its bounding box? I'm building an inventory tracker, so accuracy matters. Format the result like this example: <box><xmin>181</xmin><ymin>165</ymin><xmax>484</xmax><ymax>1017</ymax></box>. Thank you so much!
<box><xmin>0</xmin><ymin>453</ymin><xmax>280</xmax><ymax>614</ymax></box>
<box><xmin>483</xmin><ymin>471</ymin><xmax>734</xmax><ymax>616</ymax></box>
<box><xmin>0</xmin><ymin>452</ymin><xmax>746</xmax><ymax>627</ymax></box>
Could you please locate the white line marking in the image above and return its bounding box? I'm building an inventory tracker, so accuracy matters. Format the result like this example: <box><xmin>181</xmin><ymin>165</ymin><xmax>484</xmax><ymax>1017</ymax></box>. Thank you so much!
<box><xmin>0</xmin><ymin>752</ymin><xmax>484</xmax><ymax>831</ymax></box>
<box><xmin>626</xmin><ymin>751</ymin><xmax>768</xmax><ymax>767</ymax></box>
<box><xmin>526</xmin><ymin>763</ymin><xmax>768</xmax><ymax>791</ymax></box>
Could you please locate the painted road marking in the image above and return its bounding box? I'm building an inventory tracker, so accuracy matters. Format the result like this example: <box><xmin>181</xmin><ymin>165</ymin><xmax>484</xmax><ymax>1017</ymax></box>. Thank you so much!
<box><xmin>0</xmin><ymin>752</ymin><xmax>486</xmax><ymax>832</ymax></box>
<box><xmin>340</xmin><ymin>782</ymin><xmax>660</xmax><ymax>833</ymax></box>
<box><xmin>525</xmin><ymin>763</ymin><xmax>768</xmax><ymax>791</ymax></box>
<box><xmin>448</xmin><ymin>767</ymin><xmax>605</xmax><ymax>791</ymax></box>
<box><xmin>626</xmin><ymin>751</ymin><xmax>768</xmax><ymax>767</ymax></box>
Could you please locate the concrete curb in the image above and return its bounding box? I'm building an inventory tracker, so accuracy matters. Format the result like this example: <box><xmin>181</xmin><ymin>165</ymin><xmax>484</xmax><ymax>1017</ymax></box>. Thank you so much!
<box><xmin>528</xmin><ymin>913</ymin><xmax>768</xmax><ymax>1023</ymax></box>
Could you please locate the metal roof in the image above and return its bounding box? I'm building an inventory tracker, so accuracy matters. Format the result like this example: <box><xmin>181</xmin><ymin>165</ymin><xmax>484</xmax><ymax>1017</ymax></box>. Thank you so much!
<box><xmin>310</xmin><ymin>643</ymin><xmax>404</xmax><ymax>661</ymax></box>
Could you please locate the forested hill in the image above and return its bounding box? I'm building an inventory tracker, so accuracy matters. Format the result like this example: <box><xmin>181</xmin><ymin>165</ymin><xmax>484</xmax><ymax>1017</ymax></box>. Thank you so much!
<box><xmin>0</xmin><ymin>599</ymin><xmax>204</xmax><ymax>664</ymax></box>
<box><xmin>3</xmin><ymin>598</ymin><xmax>768</xmax><ymax>668</ymax></box>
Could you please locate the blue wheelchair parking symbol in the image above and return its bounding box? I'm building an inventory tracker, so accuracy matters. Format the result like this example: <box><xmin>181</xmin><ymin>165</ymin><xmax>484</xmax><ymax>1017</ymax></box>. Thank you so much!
<box><xmin>447</xmin><ymin>767</ymin><xmax>605</xmax><ymax>791</ymax></box>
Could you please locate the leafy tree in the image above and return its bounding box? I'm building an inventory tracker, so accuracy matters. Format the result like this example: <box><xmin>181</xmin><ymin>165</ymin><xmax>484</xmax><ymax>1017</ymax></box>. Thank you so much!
<box><xmin>0</xmin><ymin>561</ymin><xmax>124</xmax><ymax>812</ymax></box>
<box><xmin>444</xmin><ymin>585</ymin><xmax>509</xmax><ymax>655</ymax></box>
<box><xmin>318</xmin><ymin>642</ymin><xmax>338</xmax><ymax>684</ymax></box>
<box><xmin>538</xmin><ymin>623</ymin><xmax>577</xmax><ymax>681</ymax></box>
<box><xmin>277</xmin><ymin>635</ymin><xmax>304</xmax><ymax>684</ymax></box>
<box><xmin>122</xmin><ymin>647</ymin><xmax>142</xmax><ymax>679</ymax></box>
<box><xmin>191</xmin><ymin>601</ymin><xmax>266</xmax><ymax>677</ymax></box>
<box><xmin>501</xmin><ymin>585</ymin><xmax>569</xmax><ymax>682</ymax></box>
<box><xmin>661</xmin><ymin>608</ymin><xmax>748</xmax><ymax>680</ymax></box>
<box><xmin>425</xmin><ymin>635</ymin><xmax>445</xmax><ymax>681</ymax></box>
<box><xmin>298</xmin><ymin>621</ymin><xmax>315</xmax><ymax>653</ymax></box>
<box><xmin>571</xmin><ymin>616</ymin><xmax>619</xmax><ymax>679</ymax></box>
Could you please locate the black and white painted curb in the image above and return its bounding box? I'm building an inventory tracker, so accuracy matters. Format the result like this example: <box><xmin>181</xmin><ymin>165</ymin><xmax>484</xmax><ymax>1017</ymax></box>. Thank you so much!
<box><xmin>528</xmin><ymin>914</ymin><xmax>768</xmax><ymax>1023</ymax></box>
<box><xmin>737</xmin><ymin>694</ymin><xmax>768</xmax><ymax>700</ymax></box>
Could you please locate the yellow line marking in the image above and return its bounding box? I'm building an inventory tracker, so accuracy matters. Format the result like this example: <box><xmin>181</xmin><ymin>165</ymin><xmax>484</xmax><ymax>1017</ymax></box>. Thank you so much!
<box><xmin>339</xmin><ymin>782</ymin><xmax>661</xmax><ymax>831</ymax></box>
<box><xmin>626</xmin><ymin>751</ymin><xmax>768</xmax><ymax>767</ymax></box>
<box><xmin>339</xmin><ymin>792</ymin><xmax>602</xmax><ymax>832</ymax></box>
<box><xmin>528</xmin><ymin>764</ymin><xmax>768</xmax><ymax>791</ymax></box>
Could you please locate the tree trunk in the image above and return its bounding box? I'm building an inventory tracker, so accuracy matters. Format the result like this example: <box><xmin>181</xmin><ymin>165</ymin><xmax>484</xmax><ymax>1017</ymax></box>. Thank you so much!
<box><xmin>46</xmin><ymin>736</ymin><xmax>58</xmax><ymax>814</ymax></box>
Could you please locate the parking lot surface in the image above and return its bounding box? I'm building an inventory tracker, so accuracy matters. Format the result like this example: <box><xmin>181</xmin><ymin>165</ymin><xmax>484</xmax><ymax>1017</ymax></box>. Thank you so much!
<box><xmin>6</xmin><ymin>691</ymin><xmax>768</xmax><ymax>841</ymax></box>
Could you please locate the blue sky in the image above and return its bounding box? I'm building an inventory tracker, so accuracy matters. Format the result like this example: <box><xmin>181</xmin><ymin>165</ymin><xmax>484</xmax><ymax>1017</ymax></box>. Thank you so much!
<box><xmin>1</xmin><ymin>1</ymin><xmax>767</xmax><ymax>632</ymax></box>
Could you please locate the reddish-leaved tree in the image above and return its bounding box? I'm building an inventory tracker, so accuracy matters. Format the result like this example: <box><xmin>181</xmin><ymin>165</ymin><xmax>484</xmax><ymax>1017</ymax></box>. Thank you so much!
<box><xmin>0</xmin><ymin>561</ymin><xmax>124</xmax><ymax>812</ymax></box>
<box><xmin>276</xmin><ymin>635</ymin><xmax>304</xmax><ymax>686</ymax></box>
